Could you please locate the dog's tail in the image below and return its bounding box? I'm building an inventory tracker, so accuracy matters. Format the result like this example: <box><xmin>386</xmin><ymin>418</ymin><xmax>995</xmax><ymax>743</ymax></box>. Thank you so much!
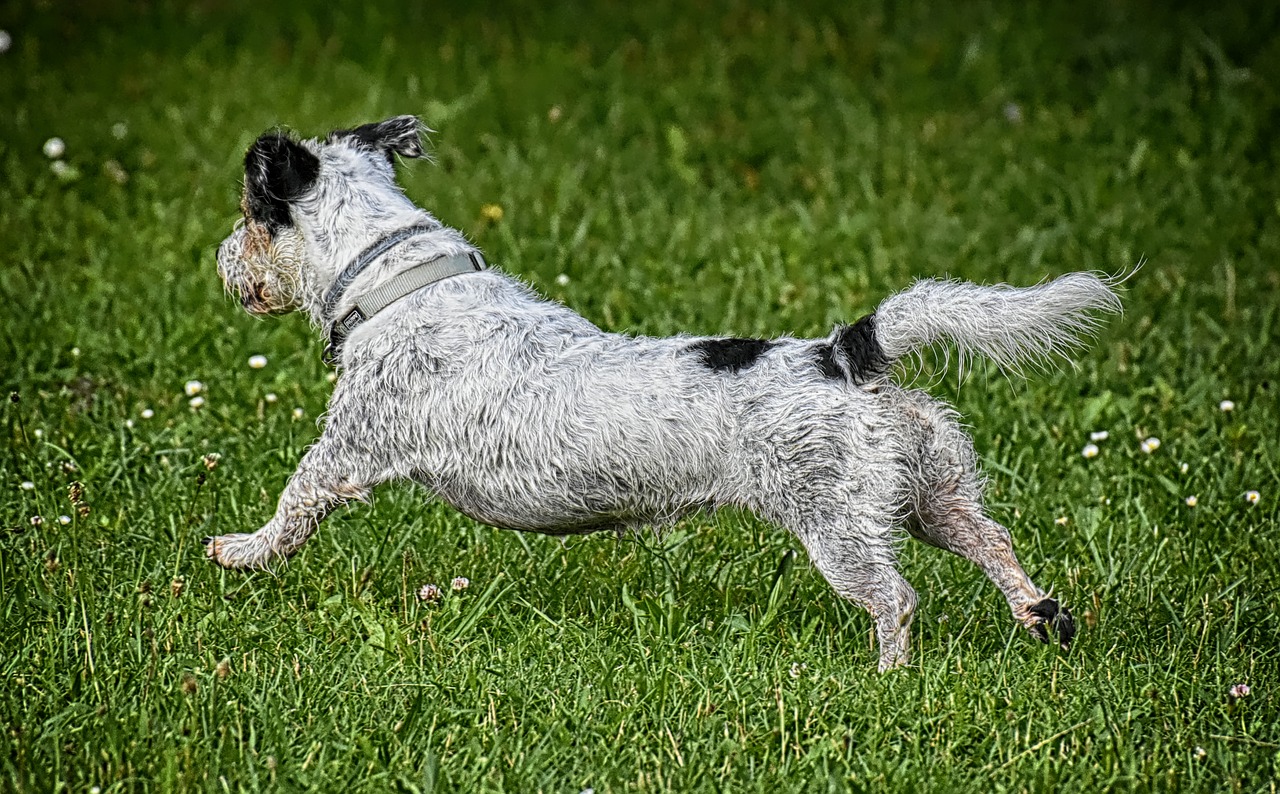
<box><xmin>821</xmin><ymin>271</ymin><xmax>1126</xmax><ymax>383</ymax></box>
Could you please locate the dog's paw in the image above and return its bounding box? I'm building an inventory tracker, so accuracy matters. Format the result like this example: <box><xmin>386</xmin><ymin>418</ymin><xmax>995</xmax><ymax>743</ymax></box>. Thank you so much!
<box><xmin>202</xmin><ymin>532</ymin><xmax>274</xmax><ymax>570</ymax></box>
<box><xmin>1025</xmin><ymin>598</ymin><xmax>1076</xmax><ymax>651</ymax></box>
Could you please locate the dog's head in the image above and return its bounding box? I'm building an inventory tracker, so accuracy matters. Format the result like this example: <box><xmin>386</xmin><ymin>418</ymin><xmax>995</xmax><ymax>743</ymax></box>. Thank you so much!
<box><xmin>216</xmin><ymin>116</ymin><xmax>428</xmax><ymax>319</ymax></box>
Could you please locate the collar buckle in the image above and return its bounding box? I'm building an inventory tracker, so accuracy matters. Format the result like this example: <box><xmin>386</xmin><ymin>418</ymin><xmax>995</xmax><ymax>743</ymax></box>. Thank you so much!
<box><xmin>338</xmin><ymin>306</ymin><xmax>366</xmax><ymax>333</ymax></box>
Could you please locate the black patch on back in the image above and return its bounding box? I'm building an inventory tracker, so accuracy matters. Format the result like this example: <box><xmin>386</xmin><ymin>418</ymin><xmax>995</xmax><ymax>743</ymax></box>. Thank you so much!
<box><xmin>813</xmin><ymin>312</ymin><xmax>889</xmax><ymax>383</ymax></box>
<box><xmin>689</xmin><ymin>337</ymin><xmax>775</xmax><ymax>373</ymax></box>
<box><xmin>244</xmin><ymin>132</ymin><xmax>321</xmax><ymax>231</ymax></box>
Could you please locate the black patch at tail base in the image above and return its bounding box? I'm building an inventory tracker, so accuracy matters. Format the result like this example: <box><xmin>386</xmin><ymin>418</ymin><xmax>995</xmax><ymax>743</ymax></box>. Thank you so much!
<box><xmin>814</xmin><ymin>345</ymin><xmax>843</xmax><ymax>379</ymax></box>
<box><xmin>244</xmin><ymin>132</ymin><xmax>321</xmax><ymax>231</ymax></box>
<box><xmin>813</xmin><ymin>313</ymin><xmax>889</xmax><ymax>383</ymax></box>
<box><xmin>689</xmin><ymin>338</ymin><xmax>775</xmax><ymax>373</ymax></box>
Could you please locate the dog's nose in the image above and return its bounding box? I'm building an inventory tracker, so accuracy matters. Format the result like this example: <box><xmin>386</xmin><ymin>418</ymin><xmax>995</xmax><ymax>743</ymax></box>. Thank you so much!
<box><xmin>216</xmin><ymin>227</ymin><xmax>247</xmax><ymax>266</ymax></box>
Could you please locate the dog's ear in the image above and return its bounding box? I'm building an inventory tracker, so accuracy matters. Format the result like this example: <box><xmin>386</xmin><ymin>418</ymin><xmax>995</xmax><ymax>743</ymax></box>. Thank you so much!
<box><xmin>327</xmin><ymin>116</ymin><xmax>427</xmax><ymax>162</ymax></box>
<box><xmin>243</xmin><ymin>132</ymin><xmax>321</xmax><ymax>230</ymax></box>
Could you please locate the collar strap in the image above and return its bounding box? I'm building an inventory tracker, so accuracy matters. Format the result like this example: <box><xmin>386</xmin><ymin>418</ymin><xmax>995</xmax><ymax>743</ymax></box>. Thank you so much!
<box><xmin>323</xmin><ymin>250</ymin><xmax>486</xmax><ymax>366</ymax></box>
<box><xmin>322</xmin><ymin>224</ymin><xmax>438</xmax><ymax>320</ymax></box>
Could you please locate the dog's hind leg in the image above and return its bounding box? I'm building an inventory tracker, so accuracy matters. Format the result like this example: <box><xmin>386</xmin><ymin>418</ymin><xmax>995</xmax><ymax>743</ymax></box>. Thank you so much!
<box><xmin>905</xmin><ymin>399</ymin><xmax>1075</xmax><ymax>650</ymax></box>
<box><xmin>794</xmin><ymin>518</ymin><xmax>919</xmax><ymax>672</ymax></box>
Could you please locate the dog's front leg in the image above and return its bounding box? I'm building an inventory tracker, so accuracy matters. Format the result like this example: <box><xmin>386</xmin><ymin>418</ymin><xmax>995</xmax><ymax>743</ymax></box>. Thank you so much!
<box><xmin>204</xmin><ymin>432</ymin><xmax>373</xmax><ymax>570</ymax></box>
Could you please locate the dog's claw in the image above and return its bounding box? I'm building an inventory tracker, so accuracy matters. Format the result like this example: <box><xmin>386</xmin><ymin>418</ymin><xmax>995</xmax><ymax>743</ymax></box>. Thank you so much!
<box><xmin>202</xmin><ymin>535</ymin><xmax>225</xmax><ymax>566</ymax></box>
<box><xmin>1028</xmin><ymin>598</ymin><xmax>1075</xmax><ymax>651</ymax></box>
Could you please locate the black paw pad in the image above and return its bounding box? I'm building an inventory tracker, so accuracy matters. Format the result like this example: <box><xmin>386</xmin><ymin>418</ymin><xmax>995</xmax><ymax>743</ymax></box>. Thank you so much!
<box><xmin>1028</xmin><ymin>599</ymin><xmax>1076</xmax><ymax>651</ymax></box>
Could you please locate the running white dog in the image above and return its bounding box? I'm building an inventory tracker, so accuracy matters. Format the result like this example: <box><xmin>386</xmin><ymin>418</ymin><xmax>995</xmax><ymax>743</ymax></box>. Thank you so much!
<box><xmin>211</xmin><ymin>116</ymin><xmax>1123</xmax><ymax>670</ymax></box>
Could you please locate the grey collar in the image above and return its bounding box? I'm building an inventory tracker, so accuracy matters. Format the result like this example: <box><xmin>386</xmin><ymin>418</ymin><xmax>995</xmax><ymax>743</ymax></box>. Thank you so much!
<box><xmin>322</xmin><ymin>224</ymin><xmax>437</xmax><ymax>319</ymax></box>
<box><xmin>322</xmin><ymin>227</ymin><xmax>486</xmax><ymax>366</ymax></box>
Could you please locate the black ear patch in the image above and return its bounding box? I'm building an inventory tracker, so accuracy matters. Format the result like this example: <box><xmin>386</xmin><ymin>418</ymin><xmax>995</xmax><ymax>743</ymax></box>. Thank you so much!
<box><xmin>327</xmin><ymin>115</ymin><xmax>426</xmax><ymax>162</ymax></box>
<box><xmin>244</xmin><ymin>132</ymin><xmax>321</xmax><ymax>231</ymax></box>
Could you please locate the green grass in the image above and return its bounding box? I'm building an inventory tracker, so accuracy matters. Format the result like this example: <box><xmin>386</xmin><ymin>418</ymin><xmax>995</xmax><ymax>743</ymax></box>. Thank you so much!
<box><xmin>3</xmin><ymin>1</ymin><xmax>1279</xmax><ymax>791</ymax></box>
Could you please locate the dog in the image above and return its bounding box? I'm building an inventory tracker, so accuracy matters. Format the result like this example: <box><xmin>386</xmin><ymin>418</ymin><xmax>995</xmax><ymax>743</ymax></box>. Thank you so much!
<box><xmin>211</xmin><ymin>115</ymin><xmax>1123</xmax><ymax>670</ymax></box>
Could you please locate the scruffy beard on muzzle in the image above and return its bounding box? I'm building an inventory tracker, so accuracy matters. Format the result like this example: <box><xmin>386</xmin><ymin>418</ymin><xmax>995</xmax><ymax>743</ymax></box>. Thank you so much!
<box><xmin>217</xmin><ymin>221</ymin><xmax>312</xmax><ymax>316</ymax></box>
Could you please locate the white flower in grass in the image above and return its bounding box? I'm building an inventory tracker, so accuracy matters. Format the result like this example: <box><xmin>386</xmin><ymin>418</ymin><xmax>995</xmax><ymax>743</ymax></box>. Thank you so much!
<box><xmin>1081</xmin><ymin>443</ymin><xmax>1099</xmax><ymax>459</ymax></box>
<box><xmin>292</xmin><ymin>407</ymin><xmax>304</xmax><ymax>420</ymax></box>
<box><xmin>265</xmin><ymin>392</ymin><xmax>278</xmax><ymax>404</ymax></box>
<box><xmin>125</xmin><ymin>419</ymin><xmax>134</xmax><ymax>429</ymax></box>
<box><xmin>20</xmin><ymin>481</ymin><xmax>34</xmax><ymax>491</ymax></box>
<box><xmin>1219</xmin><ymin>399</ymin><xmax>1234</xmax><ymax>412</ymax></box>
<box><xmin>248</xmin><ymin>355</ymin><xmax>268</xmax><ymax>369</ymax></box>
<box><xmin>1194</xmin><ymin>746</ymin><xmax>1206</xmax><ymax>760</ymax></box>
<box><xmin>0</xmin><ymin>30</ymin><xmax>12</xmax><ymax>54</ymax></box>
<box><xmin>51</xmin><ymin>160</ymin><xmax>78</xmax><ymax>181</ymax></box>
<box><xmin>42</xmin><ymin>137</ymin><xmax>66</xmax><ymax>159</ymax></box>
<box><xmin>451</xmin><ymin>576</ymin><xmax>470</xmax><ymax>591</ymax></box>
<box><xmin>788</xmin><ymin>662</ymin><xmax>808</xmax><ymax>679</ymax></box>
<box><xmin>556</xmin><ymin>273</ymin><xmax>571</xmax><ymax>286</ymax></box>
<box><xmin>30</xmin><ymin>515</ymin><xmax>43</xmax><ymax>527</ymax></box>
<box><xmin>1229</xmin><ymin>683</ymin><xmax>1250</xmax><ymax>699</ymax></box>
<box><xmin>1089</xmin><ymin>430</ymin><xmax>1109</xmax><ymax>442</ymax></box>
<box><xmin>112</xmin><ymin>122</ymin><xmax>128</xmax><ymax>139</ymax></box>
<box><xmin>1140</xmin><ymin>437</ymin><xmax>1160</xmax><ymax>454</ymax></box>
<box><xmin>188</xmin><ymin>396</ymin><xmax>205</xmax><ymax>409</ymax></box>
<box><xmin>417</xmin><ymin>583</ymin><xmax>442</xmax><ymax>603</ymax></box>
<box><xmin>90</xmin><ymin>785</ymin><xmax>102</xmax><ymax>794</ymax></box>
<box><xmin>1054</xmin><ymin>516</ymin><xmax>1068</xmax><ymax>526</ymax></box>
<box><xmin>184</xmin><ymin>380</ymin><xmax>203</xmax><ymax>397</ymax></box>
<box><xmin>58</xmin><ymin>515</ymin><xmax>71</xmax><ymax>525</ymax></box>
<box><xmin>1245</xmin><ymin>490</ymin><xmax>1260</xmax><ymax>506</ymax></box>
<box><xmin>326</xmin><ymin>371</ymin><xmax>338</xmax><ymax>384</ymax></box>
<box><xmin>104</xmin><ymin>159</ymin><xmax>129</xmax><ymax>185</ymax></box>
<box><xmin>1180</xmin><ymin>462</ymin><xmax>1189</xmax><ymax>475</ymax></box>
<box><xmin>1185</xmin><ymin>495</ymin><xmax>1197</xmax><ymax>508</ymax></box>
<box><xmin>140</xmin><ymin>408</ymin><xmax>154</xmax><ymax>419</ymax></box>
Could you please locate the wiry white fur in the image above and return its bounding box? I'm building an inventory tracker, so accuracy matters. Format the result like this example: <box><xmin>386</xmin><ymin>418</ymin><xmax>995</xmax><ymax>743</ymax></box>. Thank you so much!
<box><xmin>209</xmin><ymin>118</ymin><xmax>1123</xmax><ymax>670</ymax></box>
<box><xmin>876</xmin><ymin>273</ymin><xmax>1124</xmax><ymax>378</ymax></box>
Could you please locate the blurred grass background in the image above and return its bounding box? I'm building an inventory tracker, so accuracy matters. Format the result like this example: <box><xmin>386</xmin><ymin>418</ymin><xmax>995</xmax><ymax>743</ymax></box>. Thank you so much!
<box><xmin>2</xmin><ymin>1</ymin><xmax>1278</xmax><ymax>791</ymax></box>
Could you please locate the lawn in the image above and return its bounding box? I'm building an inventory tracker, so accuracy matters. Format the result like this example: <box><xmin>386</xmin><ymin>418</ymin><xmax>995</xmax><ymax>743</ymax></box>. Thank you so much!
<box><xmin>2</xmin><ymin>1</ymin><xmax>1278</xmax><ymax>791</ymax></box>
